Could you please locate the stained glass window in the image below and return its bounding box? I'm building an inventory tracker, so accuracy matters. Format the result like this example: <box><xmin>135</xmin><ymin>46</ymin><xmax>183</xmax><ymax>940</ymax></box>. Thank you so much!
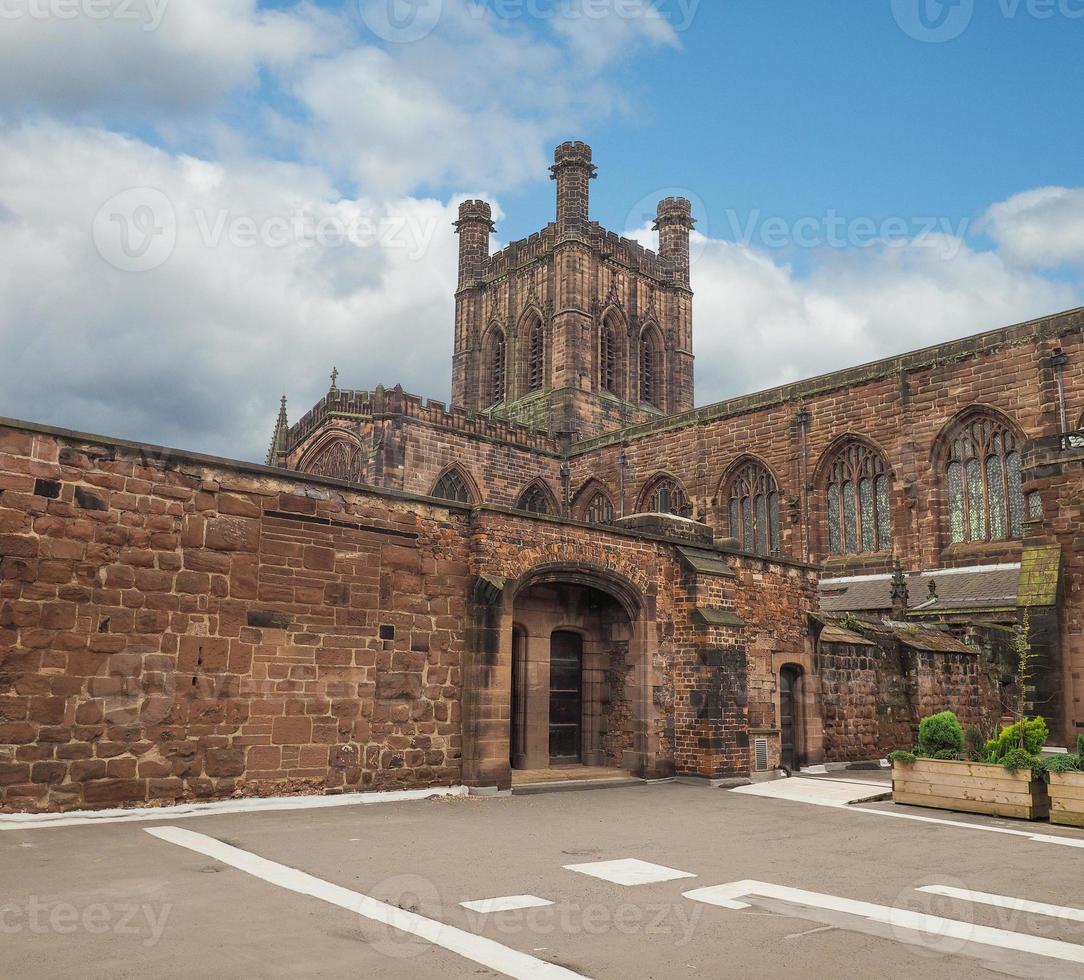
<box><xmin>944</xmin><ymin>414</ymin><xmax>1025</xmax><ymax>544</ymax></box>
<box><xmin>527</xmin><ymin>318</ymin><xmax>544</xmax><ymax>392</ymax></box>
<box><xmin>642</xmin><ymin>477</ymin><xmax>690</xmax><ymax>517</ymax></box>
<box><xmin>726</xmin><ymin>460</ymin><xmax>782</xmax><ymax>556</ymax></box>
<box><xmin>432</xmin><ymin>469</ymin><xmax>472</xmax><ymax>504</ymax></box>
<box><xmin>517</xmin><ymin>483</ymin><xmax>553</xmax><ymax>515</ymax></box>
<box><xmin>584</xmin><ymin>490</ymin><xmax>614</xmax><ymax>525</ymax></box>
<box><xmin>824</xmin><ymin>442</ymin><xmax>892</xmax><ymax>556</ymax></box>
<box><xmin>306</xmin><ymin>440</ymin><xmax>363</xmax><ymax>483</ymax></box>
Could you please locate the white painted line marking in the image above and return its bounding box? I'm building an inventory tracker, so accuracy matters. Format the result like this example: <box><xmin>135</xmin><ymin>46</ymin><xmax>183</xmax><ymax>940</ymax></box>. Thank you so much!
<box><xmin>919</xmin><ymin>885</ymin><xmax>1084</xmax><ymax>923</ymax></box>
<box><xmin>732</xmin><ymin>781</ymin><xmax>1084</xmax><ymax>848</ymax></box>
<box><xmin>563</xmin><ymin>859</ymin><xmax>696</xmax><ymax>886</ymax></box>
<box><xmin>0</xmin><ymin>786</ymin><xmax>469</xmax><ymax>832</ymax></box>
<box><xmin>145</xmin><ymin>826</ymin><xmax>586</xmax><ymax>980</ymax></box>
<box><xmin>461</xmin><ymin>896</ymin><xmax>555</xmax><ymax>914</ymax></box>
<box><xmin>682</xmin><ymin>880</ymin><xmax>1084</xmax><ymax>966</ymax></box>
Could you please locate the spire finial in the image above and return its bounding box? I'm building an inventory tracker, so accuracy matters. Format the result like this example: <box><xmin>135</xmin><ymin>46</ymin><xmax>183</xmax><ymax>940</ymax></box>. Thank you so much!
<box><xmin>890</xmin><ymin>558</ymin><xmax>910</xmax><ymax>617</ymax></box>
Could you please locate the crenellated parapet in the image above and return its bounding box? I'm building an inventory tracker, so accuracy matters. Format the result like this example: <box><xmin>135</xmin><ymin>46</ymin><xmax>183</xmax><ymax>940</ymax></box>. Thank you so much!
<box><xmin>286</xmin><ymin>384</ymin><xmax>561</xmax><ymax>456</ymax></box>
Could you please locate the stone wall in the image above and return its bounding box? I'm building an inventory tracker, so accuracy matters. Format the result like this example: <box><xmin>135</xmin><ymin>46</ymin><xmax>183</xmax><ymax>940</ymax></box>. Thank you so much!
<box><xmin>0</xmin><ymin>422</ymin><xmax>468</xmax><ymax>813</ymax></box>
<box><xmin>1</xmin><ymin>419</ymin><xmax>824</xmax><ymax>811</ymax></box>
<box><xmin>814</xmin><ymin>623</ymin><xmax>1007</xmax><ymax>762</ymax></box>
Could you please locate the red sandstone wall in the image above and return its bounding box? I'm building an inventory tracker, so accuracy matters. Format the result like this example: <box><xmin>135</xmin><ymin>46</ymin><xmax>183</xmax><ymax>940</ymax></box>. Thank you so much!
<box><xmin>0</xmin><ymin>424</ymin><xmax>466</xmax><ymax>813</ymax></box>
<box><xmin>571</xmin><ymin>311</ymin><xmax>1083</xmax><ymax>575</ymax></box>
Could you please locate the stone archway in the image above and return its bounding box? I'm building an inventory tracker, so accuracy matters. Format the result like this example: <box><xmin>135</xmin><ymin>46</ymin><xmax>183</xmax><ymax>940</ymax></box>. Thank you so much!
<box><xmin>463</xmin><ymin>564</ymin><xmax>659</xmax><ymax>790</ymax></box>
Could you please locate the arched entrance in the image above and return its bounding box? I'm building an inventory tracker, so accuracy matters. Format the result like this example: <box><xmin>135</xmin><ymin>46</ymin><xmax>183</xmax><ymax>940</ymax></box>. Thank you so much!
<box><xmin>779</xmin><ymin>665</ymin><xmax>803</xmax><ymax>771</ymax></box>
<box><xmin>464</xmin><ymin>563</ymin><xmax>658</xmax><ymax>790</ymax></box>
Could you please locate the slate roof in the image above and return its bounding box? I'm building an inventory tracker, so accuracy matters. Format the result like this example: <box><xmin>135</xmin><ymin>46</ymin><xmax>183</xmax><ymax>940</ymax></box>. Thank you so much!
<box><xmin>819</xmin><ymin>564</ymin><xmax>1020</xmax><ymax>614</ymax></box>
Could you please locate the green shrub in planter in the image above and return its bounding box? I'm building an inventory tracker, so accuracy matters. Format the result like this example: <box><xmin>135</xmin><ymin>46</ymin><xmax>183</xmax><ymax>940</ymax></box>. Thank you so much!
<box><xmin>916</xmin><ymin>712</ymin><xmax>965</xmax><ymax>760</ymax></box>
<box><xmin>985</xmin><ymin>717</ymin><xmax>1049</xmax><ymax>764</ymax></box>
<box><xmin>1041</xmin><ymin>754</ymin><xmax>1083</xmax><ymax>775</ymax></box>
<box><xmin>999</xmin><ymin>747</ymin><xmax>1042</xmax><ymax>775</ymax></box>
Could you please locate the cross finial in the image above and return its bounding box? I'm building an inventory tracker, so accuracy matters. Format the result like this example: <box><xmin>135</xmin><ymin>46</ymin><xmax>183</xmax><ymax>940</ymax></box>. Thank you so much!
<box><xmin>330</xmin><ymin>367</ymin><xmax>339</xmax><ymax>391</ymax></box>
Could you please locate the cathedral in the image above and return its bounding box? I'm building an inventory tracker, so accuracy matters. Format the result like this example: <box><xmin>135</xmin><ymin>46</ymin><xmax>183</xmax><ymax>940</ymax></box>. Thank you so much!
<box><xmin>1</xmin><ymin>143</ymin><xmax>1082</xmax><ymax>812</ymax></box>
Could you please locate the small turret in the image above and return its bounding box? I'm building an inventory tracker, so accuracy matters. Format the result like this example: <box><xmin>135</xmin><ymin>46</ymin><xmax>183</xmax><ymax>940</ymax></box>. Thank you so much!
<box><xmin>550</xmin><ymin>141</ymin><xmax>597</xmax><ymax>236</ymax></box>
<box><xmin>266</xmin><ymin>395</ymin><xmax>289</xmax><ymax>467</ymax></box>
<box><xmin>654</xmin><ymin>196</ymin><xmax>695</xmax><ymax>287</ymax></box>
<box><xmin>454</xmin><ymin>199</ymin><xmax>495</xmax><ymax>288</ymax></box>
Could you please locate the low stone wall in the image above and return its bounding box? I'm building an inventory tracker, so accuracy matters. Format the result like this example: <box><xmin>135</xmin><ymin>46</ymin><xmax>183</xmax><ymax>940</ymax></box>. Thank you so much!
<box><xmin>0</xmin><ymin>423</ymin><xmax>467</xmax><ymax>813</ymax></box>
<box><xmin>815</xmin><ymin>624</ymin><xmax>1006</xmax><ymax>762</ymax></box>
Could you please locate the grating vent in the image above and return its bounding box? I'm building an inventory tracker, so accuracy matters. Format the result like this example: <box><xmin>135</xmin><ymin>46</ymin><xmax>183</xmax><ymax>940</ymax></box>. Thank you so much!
<box><xmin>754</xmin><ymin>737</ymin><xmax>769</xmax><ymax>772</ymax></box>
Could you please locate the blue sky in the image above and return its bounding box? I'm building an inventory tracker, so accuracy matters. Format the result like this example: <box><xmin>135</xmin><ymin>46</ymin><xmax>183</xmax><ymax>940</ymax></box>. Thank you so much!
<box><xmin>0</xmin><ymin>0</ymin><xmax>1081</xmax><ymax>460</ymax></box>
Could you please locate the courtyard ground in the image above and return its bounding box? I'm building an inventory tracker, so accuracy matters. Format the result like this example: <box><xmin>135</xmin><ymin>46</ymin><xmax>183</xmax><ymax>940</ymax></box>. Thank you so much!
<box><xmin>4</xmin><ymin>778</ymin><xmax>1084</xmax><ymax>979</ymax></box>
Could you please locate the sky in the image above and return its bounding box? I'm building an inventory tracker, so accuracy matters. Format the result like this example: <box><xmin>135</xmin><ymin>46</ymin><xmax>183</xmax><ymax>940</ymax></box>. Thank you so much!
<box><xmin>1</xmin><ymin>0</ymin><xmax>1082</xmax><ymax>462</ymax></box>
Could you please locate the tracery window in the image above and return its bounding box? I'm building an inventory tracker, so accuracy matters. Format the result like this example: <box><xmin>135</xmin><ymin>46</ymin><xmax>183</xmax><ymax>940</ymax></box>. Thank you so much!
<box><xmin>726</xmin><ymin>461</ymin><xmax>781</xmax><ymax>556</ymax></box>
<box><xmin>640</xmin><ymin>329</ymin><xmax>661</xmax><ymax>408</ymax></box>
<box><xmin>825</xmin><ymin>442</ymin><xmax>892</xmax><ymax>556</ymax></box>
<box><xmin>527</xmin><ymin>318</ymin><xmax>544</xmax><ymax>393</ymax></box>
<box><xmin>517</xmin><ymin>483</ymin><xmax>554</xmax><ymax>515</ymax></box>
<box><xmin>944</xmin><ymin>415</ymin><xmax>1024</xmax><ymax>543</ymax></box>
<box><xmin>486</xmin><ymin>329</ymin><xmax>506</xmax><ymax>406</ymax></box>
<box><xmin>600</xmin><ymin>322</ymin><xmax>617</xmax><ymax>394</ymax></box>
<box><xmin>583</xmin><ymin>490</ymin><xmax>615</xmax><ymax>525</ymax></box>
<box><xmin>642</xmin><ymin>477</ymin><xmax>691</xmax><ymax>518</ymax></box>
<box><xmin>305</xmin><ymin>439</ymin><xmax>363</xmax><ymax>483</ymax></box>
<box><xmin>432</xmin><ymin>469</ymin><xmax>472</xmax><ymax>504</ymax></box>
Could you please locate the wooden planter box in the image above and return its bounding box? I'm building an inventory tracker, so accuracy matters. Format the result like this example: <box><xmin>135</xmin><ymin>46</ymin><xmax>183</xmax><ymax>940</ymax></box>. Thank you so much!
<box><xmin>892</xmin><ymin>758</ymin><xmax>1050</xmax><ymax>820</ymax></box>
<box><xmin>1049</xmin><ymin>771</ymin><xmax>1084</xmax><ymax>828</ymax></box>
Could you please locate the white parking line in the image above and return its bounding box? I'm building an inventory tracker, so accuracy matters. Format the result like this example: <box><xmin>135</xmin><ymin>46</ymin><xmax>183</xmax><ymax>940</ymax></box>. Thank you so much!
<box><xmin>0</xmin><ymin>786</ymin><xmax>469</xmax><ymax>832</ymax></box>
<box><xmin>732</xmin><ymin>784</ymin><xmax>1084</xmax><ymax>848</ymax></box>
<box><xmin>145</xmin><ymin>826</ymin><xmax>586</xmax><ymax>980</ymax></box>
<box><xmin>563</xmin><ymin>859</ymin><xmax>696</xmax><ymax>886</ymax></box>
<box><xmin>682</xmin><ymin>880</ymin><xmax>1084</xmax><ymax>967</ymax></box>
<box><xmin>919</xmin><ymin>885</ymin><xmax>1084</xmax><ymax>923</ymax></box>
<box><xmin>461</xmin><ymin>896</ymin><xmax>555</xmax><ymax>914</ymax></box>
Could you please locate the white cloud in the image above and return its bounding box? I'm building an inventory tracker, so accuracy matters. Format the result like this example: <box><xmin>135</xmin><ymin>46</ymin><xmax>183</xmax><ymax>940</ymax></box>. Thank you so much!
<box><xmin>683</xmin><ymin>233</ymin><xmax>1080</xmax><ymax>407</ymax></box>
<box><xmin>0</xmin><ymin>0</ymin><xmax>337</xmax><ymax>116</ymax></box>
<box><xmin>0</xmin><ymin>120</ymin><xmax>459</xmax><ymax>461</ymax></box>
<box><xmin>981</xmin><ymin>186</ymin><xmax>1084</xmax><ymax>269</ymax></box>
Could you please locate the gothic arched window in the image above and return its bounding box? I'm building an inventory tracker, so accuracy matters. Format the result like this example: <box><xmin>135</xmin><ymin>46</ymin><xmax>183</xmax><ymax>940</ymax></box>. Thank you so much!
<box><xmin>825</xmin><ymin>441</ymin><xmax>892</xmax><ymax>556</ymax></box>
<box><xmin>583</xmin><ymin>490</ymin><xmax>615</xmax><ymax>525</ymax></box>
<box><xmin>600</xmin><ymin>322</ymin><xmax>617</xmax><ymax>394</ymax></box>
<box><xmin>305</xmin><ymin>439</ymin><xmax>363</xmax><ymax>483</ymax></box>
<box><xmin>726</xmin><ymin>460</ymin><xmax>781</xmax><ymax>556</ymax></box>
<box><xmin>517</xmin><ymin>482</ymin><xmax>554</xmax><ymax>515</ymax></box>
<box><xmin>527</xmin><ymin>317</ymin><xmax>545</xmax><ymax>393</ymax></box>
<box><xmin>432</xmin><ymin>468</ymin><xmax>473</xmax><ymax>504</ymax></box>
<box><xmin>639</xmin><ymin>328</ymin><xmax>661</xmax><ymax>408</ymax></box>
<box><xmin>640</xmin><ymin>476</ymin><xmax>690</xmax><ymax>518</ymax></box>
<box><xmin>944</xmin><ymin>414</ymin><xmax>1025</xmax><ymax>543</ymax></box>
<box><xmin>485</xmin><ymin>328</ymin><xmax>506</xmax><ymax>407</ymax></box>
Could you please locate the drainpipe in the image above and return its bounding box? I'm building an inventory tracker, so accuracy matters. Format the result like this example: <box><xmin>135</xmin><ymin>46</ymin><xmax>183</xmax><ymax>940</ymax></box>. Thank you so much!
<box><xmin>618</xmin><ymin>449</ymin><xmax>628</xmax><ymax>517</ymax></box>
<box><xmin>1052</xmin><ymin>348</ymin><xmax>1069</xmax><ymax>434</ymax></box>
<box><xmin>796</xmin><ymin>407</ymin><xmax>811</xmax><ymax>562</ymax></box>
